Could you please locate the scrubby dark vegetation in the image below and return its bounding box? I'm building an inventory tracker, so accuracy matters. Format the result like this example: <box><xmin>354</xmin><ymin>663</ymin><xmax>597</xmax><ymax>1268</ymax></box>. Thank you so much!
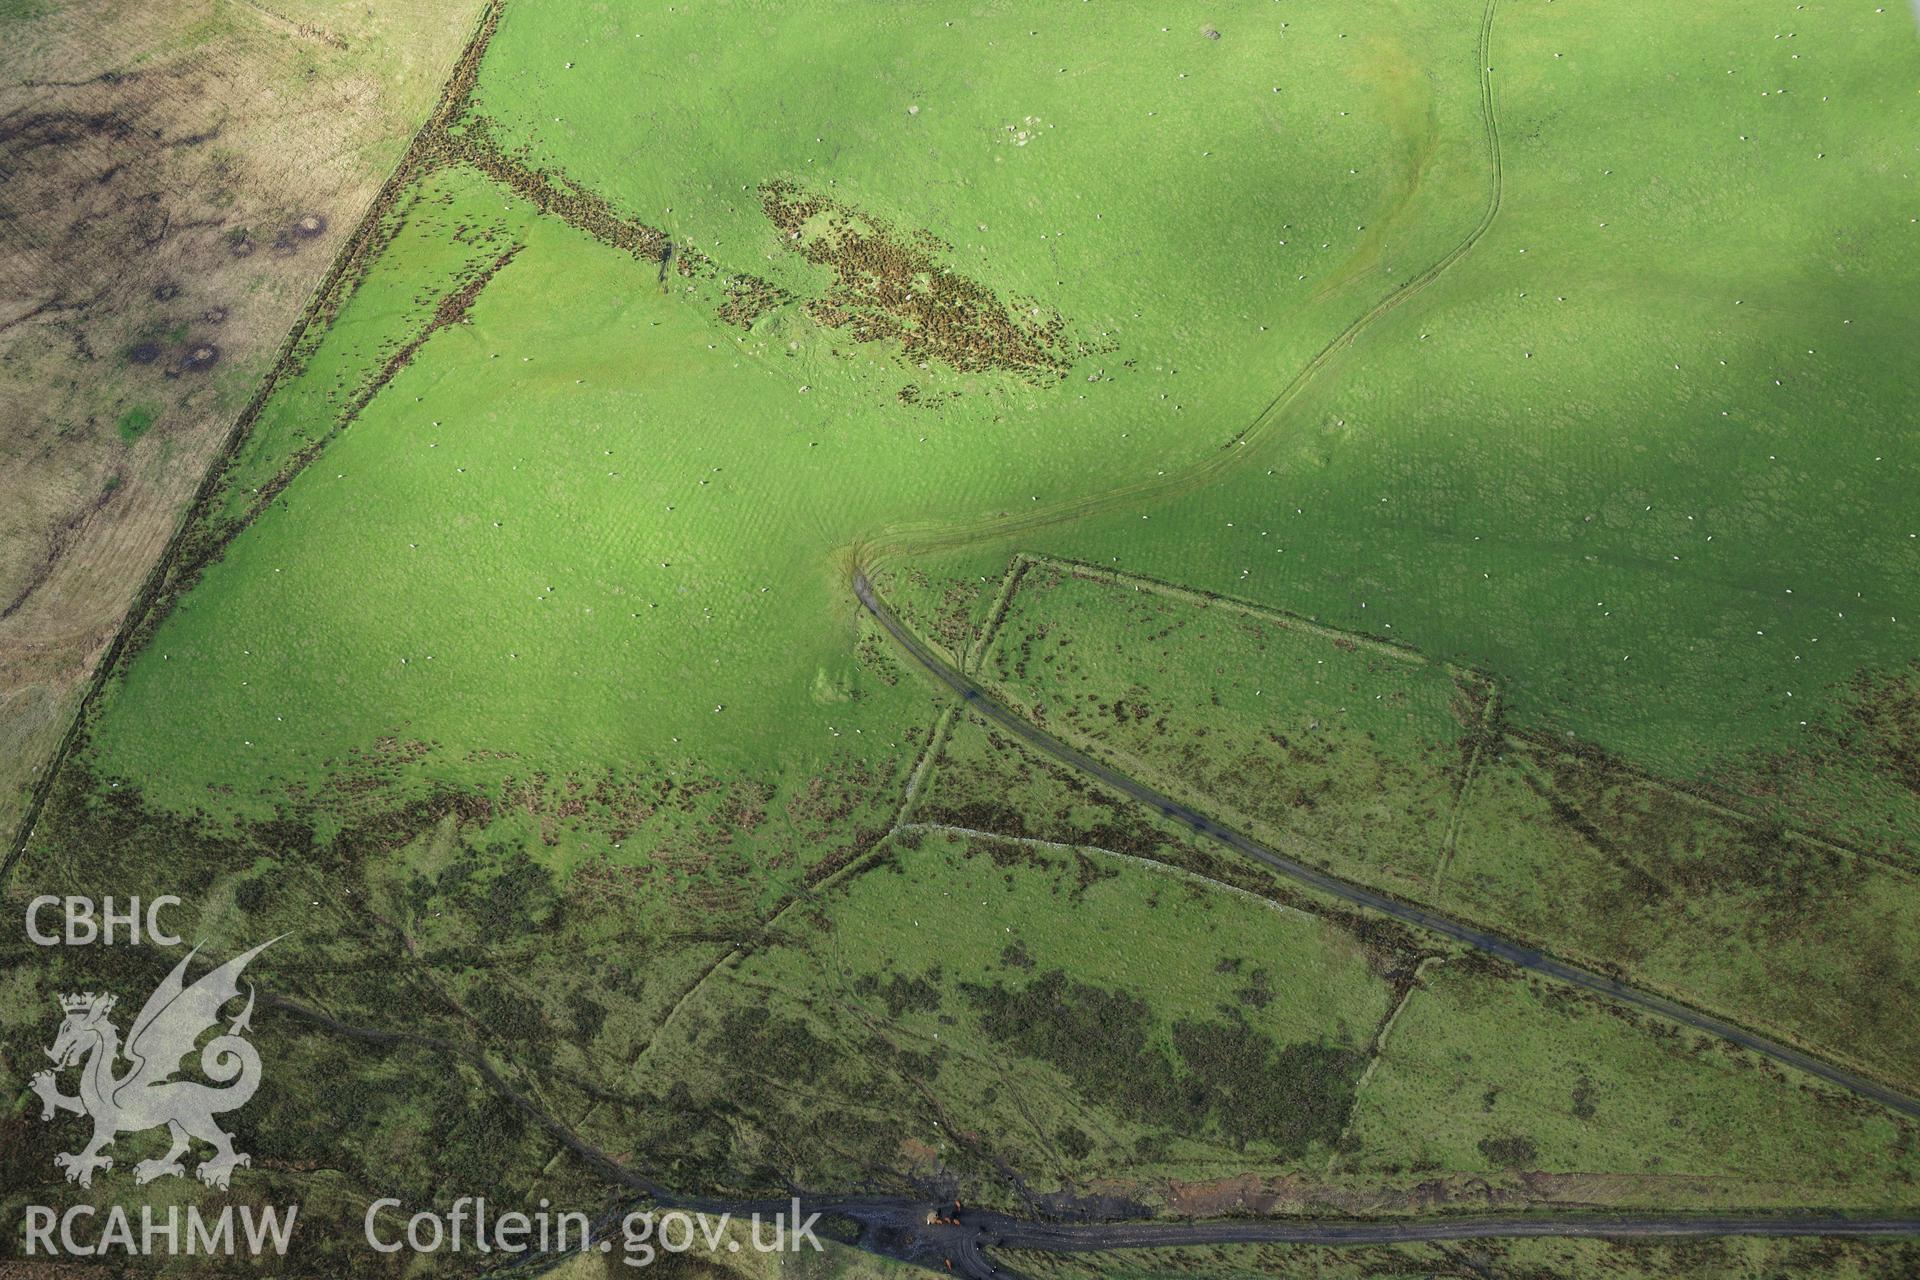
<box><xmin>760</xmin><ymin>180</ymin><xmax>1092</xmax><ymax>383</ymax></box>
<box><xmin>963</xmin><ymin>970</ymin><xmax>1363</xmax><ymax>1159</ymax></box>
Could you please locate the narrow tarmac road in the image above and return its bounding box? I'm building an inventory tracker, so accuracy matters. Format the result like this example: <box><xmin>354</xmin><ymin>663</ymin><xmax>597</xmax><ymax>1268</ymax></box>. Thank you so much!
<box><xmin>852</xmin><ymin>570</ymin><xmax>1920</xmax><ymax>1123</ymax></box>
<box><xmin>551</xmin><ymin>1195</ymin><xmax>1920</xmax><ymax>1280</ymax></box>
<box><xmin>935</xmin><ymin>1210</ymin><xmax>1920</xmax><ymax>1277</ymax></box>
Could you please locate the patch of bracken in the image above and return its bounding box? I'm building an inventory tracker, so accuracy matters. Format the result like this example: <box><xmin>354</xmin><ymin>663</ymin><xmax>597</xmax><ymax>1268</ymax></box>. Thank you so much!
<box><xmin>717</xmin><ymin>273</ymin><xmax>791</xmax><ymax>328</ymax></box>
<box><xmin>446</xmin><ymin>118</ymin><xmax>668</xmax><ymax>263</ymax></box>
<box><xmin>760</xmin><ymin>180</ymin><xmax>1078</xmax><ymax>383</ymax></box>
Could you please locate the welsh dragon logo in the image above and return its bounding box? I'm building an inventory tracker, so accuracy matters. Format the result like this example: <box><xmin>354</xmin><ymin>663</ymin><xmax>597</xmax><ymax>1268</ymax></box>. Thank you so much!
<box><xmin>30</xmin><ymin>939</ymin><xmax>276</xmax><ymax>1190</ymax></box>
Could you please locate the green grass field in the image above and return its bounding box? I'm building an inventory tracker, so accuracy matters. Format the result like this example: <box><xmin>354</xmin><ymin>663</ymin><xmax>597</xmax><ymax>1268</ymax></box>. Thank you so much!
<box><xmin>638</xmin><ymin>826</ymin><xmax>1394</xmax><ymax>1194</ymax></box>
<box><xmin>907</xmin><ymin>699</ymin><xmax>1920</xmax><ymax>1211</ymax></box>
<box><xmin>59</xmin><ymin>0</ymin><xmax>1504</xmax><ymax>842</ymax></box>
<box><xmin>629</xmin><ymin>818</ymin><xmax>1920</xmax><ymax>1213</ymax></box>
<box><xmin>974</xmin><ymin>557</ymin><xmax>1479</xmax><ymax>895</ymax></box>
<box><xmin>1341</xmin><ymin>960</ymin><xmax>1920</xmax><ymax>1205</ymax></box>
<box><xmin>998</xmin><ymin>0</ymin><xmax>1919</xmax><ymax>798</ymax></box>
<box><xmin>7</xmin><ymin>0</ymin><xmax>1918</xmax><ymax>1273</ymax></box>
<box><xmin>966</xmin><ymin>559</ymin><xmax>1920</xmax><ymax>1095</ymax></box>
